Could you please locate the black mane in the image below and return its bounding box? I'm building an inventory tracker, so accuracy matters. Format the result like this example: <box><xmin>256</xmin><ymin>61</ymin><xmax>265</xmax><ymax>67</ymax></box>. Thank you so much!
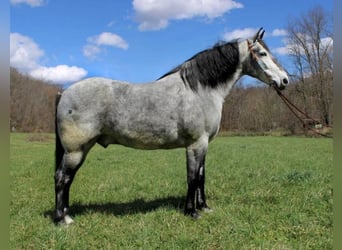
<box><xmin>159</xmin><ymin>41</ymin><xmax>240</xmax><ymax>91</ymax></box>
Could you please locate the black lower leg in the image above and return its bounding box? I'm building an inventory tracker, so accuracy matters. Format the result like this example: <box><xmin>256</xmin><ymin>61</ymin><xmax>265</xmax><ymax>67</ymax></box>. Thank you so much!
<box><xmin>196</xmin><ymin>164</ymin><xmax>210</xmax><ymax>210</ymax></box>
<box><xmin>54</xmin><ymin>168</ymin><xmax>76</xmax><ymax>223</ymax></box>
<box><xmin>54</xmin><ymin>169</ymin><xmax>66</xmax><ymax>223</ymax></box>
<box><xmin>185</xmin><ymin>143</ymin><xmax>208</xmax><ymax>219</ymax></box>
<box><xmin>196</xmin><ymin>186</ymin><xmax>210</xmax><ymax>210</ymax></box>
<box><xmin>197</xmin><ymin>155</ymin><xmax>211</xmax><ymax>211</ymax></box>
<box><xmin>184</xmin><ymin>180</ymin><xmax>200</xmax><ymax>218</ymax></box>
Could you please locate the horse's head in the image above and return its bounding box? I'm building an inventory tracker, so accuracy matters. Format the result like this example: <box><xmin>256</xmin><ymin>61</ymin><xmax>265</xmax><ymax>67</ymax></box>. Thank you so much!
<box><xmin>242</xmin><ymin>28</ymin><xmax>289</xmax><ymax>90</ymax></box>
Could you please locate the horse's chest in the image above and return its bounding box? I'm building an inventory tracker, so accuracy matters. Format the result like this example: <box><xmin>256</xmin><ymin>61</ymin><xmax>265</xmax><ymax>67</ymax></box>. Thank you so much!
<box><xmin>203</xmin><ymin>99</ymin><xmax>223</xmax><ymax>138</ymax></box>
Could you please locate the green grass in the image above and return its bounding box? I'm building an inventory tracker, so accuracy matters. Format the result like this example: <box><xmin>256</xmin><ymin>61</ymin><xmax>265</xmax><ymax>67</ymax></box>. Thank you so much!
<box><xmin>10</xmin><ymin>133</ymin><xmax>333</xmax><ymax>249</ymax></box>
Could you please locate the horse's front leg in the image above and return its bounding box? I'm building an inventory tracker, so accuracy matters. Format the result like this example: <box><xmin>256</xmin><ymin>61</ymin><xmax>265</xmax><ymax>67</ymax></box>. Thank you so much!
<box><xmin>184</xmin><ymin>138</ymin><xmax>209</xmax><ymax>219</ymax></box>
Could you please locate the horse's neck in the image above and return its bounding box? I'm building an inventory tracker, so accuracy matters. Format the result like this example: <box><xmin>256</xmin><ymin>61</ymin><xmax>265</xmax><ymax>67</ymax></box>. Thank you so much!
<box><xmin>208</xmin><ymin>67</ymin><xmax>243</xmax><ymax>103</ymax></box>
<box><xmin>210</xmin><ymin>40</ymin><xmax>249</xmax><ymax>101</ymax></box>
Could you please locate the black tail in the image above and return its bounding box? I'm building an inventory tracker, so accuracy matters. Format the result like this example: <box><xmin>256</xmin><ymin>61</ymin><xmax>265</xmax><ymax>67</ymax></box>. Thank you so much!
<box><xmin>55</xmin><ymin>92</ymin><xmax>64</xmax><ymax>172</ymax></box>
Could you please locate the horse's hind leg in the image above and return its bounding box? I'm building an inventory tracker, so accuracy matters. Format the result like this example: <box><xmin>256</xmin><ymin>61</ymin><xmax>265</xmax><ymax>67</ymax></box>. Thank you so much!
<box><xmin>54</xmin><ymin>141</ymin><xmax>95</xmax><ymax>225</ymax></box>
<box><xmin>54</xmin><ymin>151</ymin><xmax>83</xmax><ymax>224</ymax></box>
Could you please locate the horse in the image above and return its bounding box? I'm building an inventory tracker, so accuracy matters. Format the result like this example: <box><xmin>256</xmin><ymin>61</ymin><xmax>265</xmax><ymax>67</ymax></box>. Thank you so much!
<box><xmin>54</xmin><ymin>28</ymin><xmax>289</xmax><ymax>225</ymax></box>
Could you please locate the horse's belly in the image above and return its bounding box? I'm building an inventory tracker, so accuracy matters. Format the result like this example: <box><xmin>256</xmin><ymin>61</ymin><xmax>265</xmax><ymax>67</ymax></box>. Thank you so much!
<box><xmin>99</xmin><ymin>124</ymin><xmax>193</xmax><ymax>150</ymax></box>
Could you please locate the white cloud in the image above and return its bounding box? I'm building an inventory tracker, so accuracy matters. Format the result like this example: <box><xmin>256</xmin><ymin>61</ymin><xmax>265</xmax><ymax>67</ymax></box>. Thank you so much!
<box><xmin>223</xmin><ymin>28</ymin><xmax>258</xmax><ymax>41</ymax></box>
<box><xmin>83</xmin><ymin>44</ymin><xmax>101</xmax><ymax>59</ymax></box>
<box><xmin>133</xmin><ymin>0</ymin><xmax>244</xmax><ymax>31</ymax></box>
<box><xmin>89</xmin><ymin>32</ymin><xmax>129</xmax><ymax>49</ymax></box>
<box><xmin>83</xmin><ymin>32</ymin><xmax>128</xmax><ymax>58</ymax></box>
<box><xmin>107</xmin><ymin>20</ymin><xmax>116</xmax><ymax>27</ymax></box>
<box><xmin>10</xmin><ymin>0</ymin><xmax>46</xmax><ymax>7</ymax></box>
<box><xmin>271</xmin><ymin>29</ymin><xmax>287</xmax><ymax>37</ymax></box>
<box><xmin>321</xmin><ymin>37</ymin><xmax>333</xmax><ymax>50</ymax></box>
<box><xmin>10</xmin><ymin>33</ymin><xmax>43</xmax><ymax>71</ymax></box>
<box><xmin>10</xmin><ymin>33</ymin><xmax>87</xmax><ymax>84</ymax></box>
<box><xmin>273</xmin><ymin>36</ymin><xmax>333</xmax><ymax>56</ymax></box>
<box><xmin>272</xmin><ymin>46</ymin><xmax>290</xmax><ymax>55</ymax></box>
<box><xmin>30</xmin><ymin>65</ymin><xmax>87</xmax><ymax>84</ymax></box>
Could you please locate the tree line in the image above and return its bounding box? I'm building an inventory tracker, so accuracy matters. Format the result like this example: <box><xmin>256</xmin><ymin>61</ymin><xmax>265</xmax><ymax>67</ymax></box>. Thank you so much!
<box><xmin>10</xmin><ymin>67</ymin><xmax>62</xmax><ymax>132</ymax></box>
<box><xmin>10</xmin><ymin>6</ymin><xmax>332</xmax><ymax>136</ymax></box>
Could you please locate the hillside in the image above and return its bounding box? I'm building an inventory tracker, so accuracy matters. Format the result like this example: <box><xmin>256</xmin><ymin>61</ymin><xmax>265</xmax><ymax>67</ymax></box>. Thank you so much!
<box><xmin>10</xmin><ymin>68</ymin><xmax>62</xmax><ymax>132</ymax></box>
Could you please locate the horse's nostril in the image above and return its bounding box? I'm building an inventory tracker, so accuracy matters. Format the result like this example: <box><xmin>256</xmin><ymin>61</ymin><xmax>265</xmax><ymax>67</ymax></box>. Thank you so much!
<box><xmin>283</xmin><ymin>78</ymin><xmax>289</xmax><ymax>85</ymax></box>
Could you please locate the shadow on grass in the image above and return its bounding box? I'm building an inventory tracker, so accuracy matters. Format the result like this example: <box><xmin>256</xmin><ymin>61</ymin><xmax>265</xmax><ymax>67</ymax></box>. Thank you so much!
<box><xmin>44</xmin><ymin>196</ymin><xmax>185</xmax><ymax>222</ymax></box>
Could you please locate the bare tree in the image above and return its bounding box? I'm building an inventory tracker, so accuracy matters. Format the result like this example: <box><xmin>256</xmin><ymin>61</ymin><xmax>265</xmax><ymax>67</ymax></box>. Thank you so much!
<box><xmin>286</xmin><ymin>6</ymin><xmax>333</xmax><ymax>126</ymax></box>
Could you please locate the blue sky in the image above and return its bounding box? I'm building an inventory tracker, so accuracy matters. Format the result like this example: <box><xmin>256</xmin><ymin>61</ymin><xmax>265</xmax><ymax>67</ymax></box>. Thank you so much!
<box><xmin>10</xmin><ymin>0</ymin><xmax>333</xmax><ymax>86</ymax></box>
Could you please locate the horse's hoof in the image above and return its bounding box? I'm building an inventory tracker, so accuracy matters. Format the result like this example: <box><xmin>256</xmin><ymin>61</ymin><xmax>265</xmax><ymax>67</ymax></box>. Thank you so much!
<box><xmin>64</xmin><ymin>215</ymin><xmax>75</xmax><ymax>225</ymax></box>
<box><xmin>202</xmin><ymin>207</ymin><xmax>214</xmax><ymax>213</ymax></box>
<box><xmin>201</xmin><ymin>207</ymin><xmax>213</xmax><ymax>213</ymax></box>
<box><xmin>54</xmin><ymin>215</ymin><xmax>74</xmax><ymax>226</ymax></box>
<box><xmin>191</xmin><ymin>211</ymin><xmax>201</xmax><ymax>219</ymax></box>
<box><xmin>197</xmin><ymin>204</ymin><xmax>213</xmax><ymax>213</ymax></box>
<box><xmin>184</xmin><ymin>209</ymin><xmax>201</xmax><ymax>219</ymax></box>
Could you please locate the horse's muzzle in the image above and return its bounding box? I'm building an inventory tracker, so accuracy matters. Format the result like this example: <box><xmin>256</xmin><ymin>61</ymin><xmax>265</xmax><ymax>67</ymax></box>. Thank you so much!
<box><xmin>273</xmin><ymin>81</ymin><xmax>285</xmax><ymax>91</ymax></box>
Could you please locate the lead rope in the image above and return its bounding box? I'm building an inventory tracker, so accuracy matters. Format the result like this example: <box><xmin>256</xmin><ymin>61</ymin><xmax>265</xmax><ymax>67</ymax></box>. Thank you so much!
<box><xmin>272</xmin><ymin>85</ymin><xmax>332</xmax><ymax>138</ymax></box>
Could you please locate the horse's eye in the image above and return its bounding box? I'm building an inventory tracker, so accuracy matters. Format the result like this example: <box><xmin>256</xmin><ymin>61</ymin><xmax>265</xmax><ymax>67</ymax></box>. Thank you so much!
<box><xmin>259</xmin><ymin>52</ymin><xmax>267</xmax><ymax>57</ymax></box>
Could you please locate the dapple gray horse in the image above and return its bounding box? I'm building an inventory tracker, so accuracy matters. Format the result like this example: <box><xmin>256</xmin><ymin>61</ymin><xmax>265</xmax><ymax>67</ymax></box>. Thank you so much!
<box><xmin>54</xmin><ymin>28</ymin><xmax>289</xmax><ymax>224</ymax></box>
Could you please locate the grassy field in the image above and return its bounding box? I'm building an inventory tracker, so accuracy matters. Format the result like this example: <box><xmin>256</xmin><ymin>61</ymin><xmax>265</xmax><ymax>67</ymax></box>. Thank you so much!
<box><xmin>10</xmin><ymin>133</ymin><xmax>332</xmax><ymax>249</ymax></box>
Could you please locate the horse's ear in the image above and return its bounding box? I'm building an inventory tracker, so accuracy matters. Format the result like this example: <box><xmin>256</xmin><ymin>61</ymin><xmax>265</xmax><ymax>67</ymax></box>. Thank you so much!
<box><xmin>253</xmin><ymin>27</ymin><xmax>264</xmax><ymax>43</ymax></box>
<box><xmin>259</xmin><ymin>29</ymin><xmax>265</xmax><ymax>40</ymax></box>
